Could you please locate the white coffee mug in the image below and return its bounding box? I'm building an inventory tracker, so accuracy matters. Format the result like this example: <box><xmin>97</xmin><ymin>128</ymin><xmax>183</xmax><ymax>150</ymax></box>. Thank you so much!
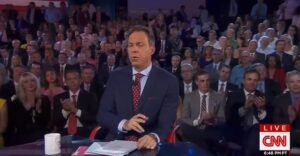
<box><xmin>44</xmin><ymin>133</ymin><xmax>61</xmax><ymax>155</ymax></box>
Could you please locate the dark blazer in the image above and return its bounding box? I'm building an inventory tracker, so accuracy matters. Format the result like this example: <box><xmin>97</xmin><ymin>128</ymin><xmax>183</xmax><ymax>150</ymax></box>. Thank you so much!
<box><xmin>273</xmin><ymin>92</ymin><xmax>300</xmax><ymax>130</ymax></box>
<box><xmin>179</xmin><ymin>81</ymin><xmax>197</xmax><ymax>100</ymax></box>
<box><xmin>210</xmin><ymin>81</ymin><xmax>239</xmax><ymax>93</ymax></box>
<box><xmin>276</xmin><ymin>52</ymin><xmax>294</xmax><ymax>72</ymax></box>
<box><xmin>26</xmin><ymin>8</ymin><xmax>43</xmax><ymax>26</ymax></box>
<box><xmin>165</xmin><ymin>66</ymin><xmax>181</xmax><ymax>80</ymax></box>
<box><xmin>53</xmin><ymin>89</ymin><xmax>98</xmax><ymax>137</ymax></box>
<box><xmin>263</xmin><ymin>79</ymin><xmax>281</xmax><ymax>107</ymax></box>
<box><xmin>97</xmin><ymin>66</ymin><xmax>179</xmax><ymax>141</ymax></box>
<box><xmin>255</xmin><ymin>52</ymin><xmax>266</xmax><ymax>64</ymax></box>
<box><xmin>98</xmin><ymin>64</ymin><xmax>118</xmax><ymax>85</ymax></box>
<box><xmin>225</xmin><ymin>89</ymin><xmax>269</xmax><ymax>128</ymax></box>
<box><xmin>80</xmin><ymin>80</ymin><xmax>104</xmax><ymax>101</ymax></box>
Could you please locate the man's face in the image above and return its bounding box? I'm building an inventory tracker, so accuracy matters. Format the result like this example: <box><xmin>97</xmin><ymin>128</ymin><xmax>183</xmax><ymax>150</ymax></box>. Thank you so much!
<box><xmin>30</xmin><ymin>64</ymin><xmax>41</xmax><ymax>77</ymax></box>
<box><xmin>256</xmin><ymin>65</ymin><xmax>266</xmax><ymax>80</ymax></box>
<box><xmin>13</xmin><ymin>67</ymin><xmax>24</xmax><ymax>81</ymax></box>
<box><xmin>30</xmin><ymin>53</ymin><xmax>41</xmax><ymax>63</ymax></box>
<box><xmin>127</xmin><ymin>31</ymin><xmax>154</xmax><ymax>70</ymax></box>
<box><xmin>181</xmin><ymin>66</ymin><xmax>193</xmax><ymax>82</ymax></box>
<box><xmin>78</xmin><ymin>54</ymin><xmax>87</xmax><ymax>64</ymax></box>
<box><xmin>66</xmin><ymin>72</ymin><xmax>81</xmax><ymax>91</ymax></box>
<box><xmin>248</xmin><ymin>41</ymin><xmax>257</xmax><ymax>51</ymax></box>
<box><xmin>287</xmin><ymin>74</ymin><xmax>300</xmax><ymax>94</ymax></box>
<box><xmin>212</xmin><ymin>50</ymin><xmax>222</xmax><ymax>63</ymax></box>
<box><xmin>209</xmin><ymin>32</ymin><xmax>216</xmax><ymax>40</ymax></box>
<box><xmin>243</xmin><ymin>73</ymin><xmax>259</xmax><ymax>92</ymax></box>
<box><xmin>196</xmin><ymin>74</ymin><xmax>210</xmax><ymax>93</ymax></box>
<box><xmin>276</xmin><ymin>41</ymin><xmax>286</xmax><ymax>51</ymax></box>
<box><xmin>58</xmin><ymin>54</ymin><xmax>67</xmax><ymax>64</ymax></box>
<box><xmin>240</xmin><ymin>51</ymin><xmax>251</xmax><ymax>65</ymax></box>
<box><xmin>107</xmin><ymin>56</ymin><xmax>116</xmax><ymax>66</ymax></box>
<box><xmin>219</xmin><ymin>67</ymin><xmax>230</xmax><ymax>81</ymax></box>
<box><xmin>171</xmin><ymin>56</ymin><xmax>180</xmax><ymax>67</ymax></box>
<box><xmin>81</xmin><ymin>69</ymin><xmax>94</xmax><ymax>83</ymax></box>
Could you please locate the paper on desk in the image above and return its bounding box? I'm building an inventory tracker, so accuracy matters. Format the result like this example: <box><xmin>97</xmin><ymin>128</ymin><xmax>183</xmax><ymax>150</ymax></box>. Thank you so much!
<box><xmin>85</xmin><ymin>140</ymin><xmax>137</xmax><ymax>156</ymax></box>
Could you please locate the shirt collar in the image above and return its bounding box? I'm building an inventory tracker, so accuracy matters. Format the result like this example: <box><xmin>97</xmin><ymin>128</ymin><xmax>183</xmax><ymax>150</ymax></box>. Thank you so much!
<box><xmin>244</xmin><ymin>89</ymin><xmax>255</xmax><ymax>96</ymax></box>
<box><xmin>132</xmin><ymin>63</ymin><xmax>152</xmax><ymax>78</ymax></box>
<box><xmin>218</xmin><ymin>80</ymin><xmax>227</xmax><ymax>85</ymax></box>
<box><xmin>69</xmin><ymin>89</ymin><xmax>80</xmax><ymax>96</ymax></box>
<box><xmin>198</xmin><ymin>90</ymin><xmax>209</xmax><ymax>97</ymax></box>
<box><xmin>184</xmin><ymin>82</ymin><xmax>193</xmax><ymax>86</ymax></box>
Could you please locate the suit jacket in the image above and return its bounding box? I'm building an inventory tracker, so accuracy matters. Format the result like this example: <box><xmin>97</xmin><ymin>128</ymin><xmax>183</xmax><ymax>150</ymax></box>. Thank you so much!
<box><xmin>166</xmin><ymin>66</ymin><xmax>181</xmax><ymax>80</ymax></box>
<box><xmin>80</xmin><ymin>80</ymin><xmax>104</xmax><ymax>101</ymax></box>
<box><xmin>181</xmin><ymin>90</ymin><xmax>225</xmax><ymax>126</ymax></box>
<box><xmin>97</xmin><ymin>66</ymin><xmax>179</xmax><ymax>141</ymax></box>
<box><xmin>210</xmin><ymin>81</ymin><xmax>239</xmax><ymax>93</ymax></box>
<box><xmin>155</xmin><ymin>40</ymin><xmax>172</xmax><ymax>67</ymax></box>
<box><xmin>277</xmin><ymin>52</ymin><xmax>294</xmax><ymax>72</ymax></box>
<box><xmin>179</xmin><ymin>81</ymin><xmax>197</xmax><ymax>100</ymax></box>
<box><xmin>273</xmin><ymin>92</ymin><xmax>300</xmax><ymax>130</ymax></box>
<box><xmin>98</xmin><ymin>64</ymin><xmax>118</xmax><ymax>85</ymax></box>
<box><xmin>26</xmin><ymin>8</ymin><xmax>43</xmax><ymax>26</ymax></box>
<box><xmin>263</xmin><ymin>79</ymin><xmax>281</xmax><ymax>108</ymax></box>
<box><xmin>225</xmin><ymin>89</ymin><xmax>269</xmax><ymax>128</ymax></box>
<box><xmin>53</xmin><ymin>89</ymin><xmax>98</xmax><ymax>136</ymax></box>
<box><xmin>53</xmin><ymin>63</ymin><xmax>78</xmax><ymax>75</ymax></box>
<box><xmin>255</xmin><ymin>52</ymin><xmax>266</xmax><ymax>64</ymax></box>
<box><xmin>204</xmin><ymin>62</ymin><xmax>223</xmax><ymax>83</ymax></box>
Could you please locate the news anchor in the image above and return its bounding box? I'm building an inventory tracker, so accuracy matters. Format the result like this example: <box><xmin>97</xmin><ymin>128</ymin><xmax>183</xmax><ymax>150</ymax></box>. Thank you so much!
<box><xmin>97</xmin><ymin>25</ymin><xmax>179</xmax><ymax>150</ymax></box>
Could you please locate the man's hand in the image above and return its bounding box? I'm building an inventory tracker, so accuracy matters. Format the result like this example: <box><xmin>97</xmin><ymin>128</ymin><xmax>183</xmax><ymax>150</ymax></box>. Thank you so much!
<box><xmin>137</xmin><ymin>134</ymin><xmax>157</xmax><ymax>150</ymax></box>
<box><xmin>202</xmin><ymin>112</ymin><xmax>215</xmax><ymax>124</ymax></box>
<box><xmin>123</xmin><ymin>114</ymin><xmax>148</xmax><ymax>133</ymax></box>
<box><xmin>254</xmin><ymin>96</ymin><xmax>265</xmax><ymax>110</ymax></box>
<box><xmin>61</xmin><ymin>99</ymin><xmax>77</xmax><ymax>113</ymax></box>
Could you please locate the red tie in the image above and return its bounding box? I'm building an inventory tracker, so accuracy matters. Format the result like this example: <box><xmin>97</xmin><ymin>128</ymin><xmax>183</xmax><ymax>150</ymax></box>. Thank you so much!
<box><xmin>68</xmin><ymin>95</ymin><xmax>77</xmax><ymax>135</ymax></box>
<box><xmin>127</xmin><ymin>73</ymin><xmax>144</xmax><ymax>141</ymax></box>
<box><xmin>132</xmin><ymin>73</ymin><xmax>144</xmax><ymax>114</ymax></box>
<box><xmin>294</xmin><ymin>97</ymin><xmax>300</xmax><ymax>116</ymax></box>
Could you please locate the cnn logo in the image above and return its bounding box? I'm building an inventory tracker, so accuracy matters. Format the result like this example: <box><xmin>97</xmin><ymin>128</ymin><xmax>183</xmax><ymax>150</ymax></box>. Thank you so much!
<box><xmin>259</xmin><ymin>124</ymin><xmax>290</xmax><ymax>151</ymax></box>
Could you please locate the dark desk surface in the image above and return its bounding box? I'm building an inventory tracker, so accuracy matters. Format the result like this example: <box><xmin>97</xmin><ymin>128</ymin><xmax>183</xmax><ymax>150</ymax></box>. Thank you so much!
<box><xmin>0</xmin><ymin>136</ymin><xmax>212</xmax><ymax>156</ymax></box>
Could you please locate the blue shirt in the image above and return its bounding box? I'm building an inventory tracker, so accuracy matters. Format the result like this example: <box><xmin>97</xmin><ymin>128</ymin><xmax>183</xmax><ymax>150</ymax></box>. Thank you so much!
<box><xmin>230</xmin><ymin>64</ymin><xmax>245</xmax><ymax>87</ymax></box>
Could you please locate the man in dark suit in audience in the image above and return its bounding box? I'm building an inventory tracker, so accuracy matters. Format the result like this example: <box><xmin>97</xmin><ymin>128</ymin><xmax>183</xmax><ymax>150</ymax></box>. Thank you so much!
<box><xmin>179</xmin><ymin>63</ymin><xmax>197</xmax><ymax>100</ymax></box>
<box><xmin>155</xmin><ymin>31</ymin><xmax>172</xmax><ymax>68</ymax></box>
<box><xmin>226</xmin><ymin>69</ymin><xmax>269</xmax><ymax>156</ymax></box>
<box><xmin>275</xmin><ymin>39</ymin><xmax>293</xmax><ymax>72</ymax></box>
<box><xmin>98</xmin><ymin>54</ymin><xmax>118</xmax><ymax>86</ymax></box>
<box><xmin>53</xmin><ymin>52</ymin><xmax>76</xmax><ymax>86</ymax></box>
<box><xmin>211</xmin><ymin>64</ymin><xmax>239</xmax><ymax>94</ymax></box>
<box><xmin>273</xmin><ymin>71</ymin><xmax>300</xmax><ymax>148</ymax></box>
<box><xmin>0</xmin><ymin>46</ymin><xmax>12</xmax><ymax>69</ymax></box>
<box><xmin>252</xmin><ymin>63</ymin><xmax>281</xmax><ymax>108</ymax></box>
<box><xmin>180</xmin><ymin>71</ymin><xmax>226</xmax><ymax>152</ymax></box>
<box><xmin>204</xmin><ymin>48</ymin><xmax>223</xmax><ymax>82</ymax></box>
<box><xmin>53</xmin><ymin>69</ymin><xmax>98</xmax><ymax>137</ymax></box>
<box><xmin>166</xmin><ymin>55</ymin><xmax>181</xmax><ymax>80</ymax></box>
<box><xmin>97</xmin><ymin>25</ymin><xmax>179</xmax><ymax>150</ymax></box>
<box><xmin>80</xmin><ymin>65</ymin><xmax>104</xmax><ymax>101</ymax></box>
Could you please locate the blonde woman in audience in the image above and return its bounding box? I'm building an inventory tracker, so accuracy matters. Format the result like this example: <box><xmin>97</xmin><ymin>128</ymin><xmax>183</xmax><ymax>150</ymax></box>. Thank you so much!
<box><xmin>8</xmin><ymin>72</ymin><xmax>50</xmax><ymax>146</ymax></box>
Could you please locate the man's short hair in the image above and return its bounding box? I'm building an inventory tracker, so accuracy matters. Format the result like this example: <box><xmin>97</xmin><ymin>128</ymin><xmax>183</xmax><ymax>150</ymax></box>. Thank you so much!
<box><xmin>127</xmin><ymin>25</ymin><xmax>156</xmax><ymax>47</ymax></box>
<box><xmin>195</xmin><ymin>70</ymin><xmax>209</xmax><ymax>80</ymax></box>
<box><xmin>243</xmin><ymin>69</ymin><xmax>260</xmax><ymax>79</ymax></box>
<box><xmin>64</xmin><ymin>68</ymin><xmax>81</xmax><ymax>79</ymax></box>
<box><xmin>219</xmin><ymin>64</ymin><xmax>231</xmax><ymax>71</ymax></box>
<box><xmin>82</xmin><ymin>64</ymin><xmax>96</xmax><ymax>73</ymax></box>
<box><xmin>275</xmin><ymin>39</ymin><xmax>286</xmax><ymax>45</ymax></box>
<box><xmin>285</xmin><ymin>70</ymin><xmax>300</xmax><ymax>82</ymax></box>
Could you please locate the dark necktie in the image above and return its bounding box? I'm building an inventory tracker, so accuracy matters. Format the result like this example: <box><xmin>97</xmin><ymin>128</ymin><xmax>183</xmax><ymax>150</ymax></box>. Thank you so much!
<box><xmin>219</xmin><ymin>83</ymin><xmax>225</xmax><ymax>92</ymax></box>
<box><xmin>68</xmin><ymin>94</ymin><xmax>77</xmax><ymax>135</ymax></box>
<box><xmin>201</xmin><ymin>95</ymin><xmax>207</xmax><ymax>116</ymax></box>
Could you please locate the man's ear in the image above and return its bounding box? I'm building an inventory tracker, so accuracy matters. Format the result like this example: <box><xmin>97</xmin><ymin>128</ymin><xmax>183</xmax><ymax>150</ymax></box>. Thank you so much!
<box><xmin>150</xmin><ymin>46</ymin><xmax>155</xmax><ymax>55</ymax></box>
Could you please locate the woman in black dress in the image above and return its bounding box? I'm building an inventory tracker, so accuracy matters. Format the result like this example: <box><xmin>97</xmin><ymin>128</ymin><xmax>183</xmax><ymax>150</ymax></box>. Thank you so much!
<box><xmin>7</xmin><ymin>72</ymin><xmax>51</xmax><ymax>146</ymax></box>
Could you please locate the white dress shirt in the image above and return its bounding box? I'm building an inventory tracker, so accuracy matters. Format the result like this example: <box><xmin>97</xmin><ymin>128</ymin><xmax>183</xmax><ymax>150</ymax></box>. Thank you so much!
<box><xmin>184</xmin><ymin>82</ymin><xmax>193</xmax><ymax>94</ymax></box>
<box><xmin>218</xmin><ymin>80</ymin><xmax>227</xmax><ymax>92</ymax></box>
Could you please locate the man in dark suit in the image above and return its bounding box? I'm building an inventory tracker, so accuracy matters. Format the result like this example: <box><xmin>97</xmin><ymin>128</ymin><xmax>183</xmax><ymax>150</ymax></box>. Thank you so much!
<box><xmin>80</xmin><ymin>65</ymin><xmax>104</xmax><ymax>101</ymax></box>
<box><xmin>204</xmin><ymin>48</ymin><xmax>223</xmax><ymax>82</ymax></box>
<box><xmin>166</xmin><ymin>55</ymin><xmax>181</xmax><ymax>80</ymax></box>
<box><xmin>248</xmin><ymin>40</ymin><xmax>265</xmax><ymax>64</ymax></box>
<box><xmin>179</xmin><ymin>63</ymin><xmax>197</xmax><ymax>100</ymax></box>
<box><xmin>0</xmin><ymin>46</ymin><xmax>12</xmax><ymax>69</ymax></box>
<box><xmin>26</xmin><ymin>2</ymin><xmax>43</xmax><ymax>33</ymax></box>
<box><xmin>97</xmin><ymin>25</ymin><xmax>179</xmax><ymax>150</ymax></box>
<box><xmin>11</xmin><ymin>39</ymin><xmax>27</xmax><ymax>66</ymax></box>
<box><xmin>252</xmin><ymin>63</ymin><xmax>281</xmax><ymax>107</ymax></box>
<box><xmin>155</xmin><ymin>31</ymin><xmax>172</xmax><ymax>68</ymax></box>
<box><xmin>53</xmin><ymin>52</ymin><xmax>76</xmax><ymax>86</ymax></box>
<box><xmin>211</xmin><ymin>64</ymin><xmax>239</xmax><ymax>94</ymax></box>
<box><xmin>275</xmin><ymin>39</ymin><xmax>293</xmax><ymax>72</ymax></box>
<box><xmin>273</xmin><ymin>71</ymin><xmax>300</xmax><ymax>148</ymax></box>
<box><xmin>53</xmin><ymin>69</ymin><xmax>98</xmax><ymax>137</ymax></box>
<box><xmin>226</xmin><ymin>69</ymin><xmax>269</xmax><ymax>156</ymax></box>
<box><xmin>98</xmin><ymin>54</ymin><xmax>118</xmax><ymax>86</ymax></box>
<box><xmin>75</xmin><ymin>52</ymin><xmax>93</xmax><ymax>72</ymax></box>
<box><xmin>180</xmin><ymin>71</ymin><xmax>226</xmax><ymax>153</ymax></box>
